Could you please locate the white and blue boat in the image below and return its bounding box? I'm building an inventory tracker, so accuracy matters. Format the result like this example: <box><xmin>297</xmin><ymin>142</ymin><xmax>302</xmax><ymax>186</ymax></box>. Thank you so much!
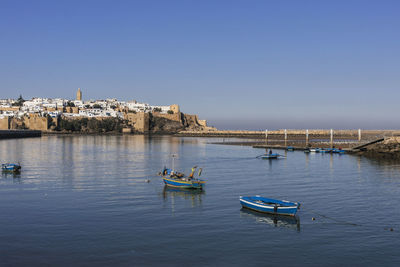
<box><xmin>240</xmin><ymin>196</ymin><xmax>300</xmax><ymax>216</ymax></box>
<box><xmin>1</xmin><ymin>163</ymin><xmax>21</xmax><ymax>172</ymax></box>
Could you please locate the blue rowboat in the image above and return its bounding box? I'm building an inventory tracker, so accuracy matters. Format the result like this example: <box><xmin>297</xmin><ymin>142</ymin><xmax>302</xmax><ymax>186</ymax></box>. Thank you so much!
<box><xmin>240</xmin><ymin>196</ymin><xmax>300</xmax><ymax>216</ymax></box>
<box><xmin>1</xmin><ymin>163</ymin><xmax>21</xmax><ymax>172</ymax></box>
<box><xmin>332</xmin><ymin>148</ymin><xmax>346</xmax><ymax>154</ymax></box>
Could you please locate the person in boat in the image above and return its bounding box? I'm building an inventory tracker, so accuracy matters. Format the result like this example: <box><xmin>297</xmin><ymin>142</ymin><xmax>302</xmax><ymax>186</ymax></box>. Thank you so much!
<box><xmin>188</xmin><ymin>166</ymin><xmax>197</xmax><ymax>179</ymax></box>
<box><xmin>269</xmin><ymin>149</ymin><xmax>273</xmax><ymax>155</ymax></box>
<box><xmin>162</xmin><ymin>167</ymin><xmax>168</xmax><ymax>176</ymax></box>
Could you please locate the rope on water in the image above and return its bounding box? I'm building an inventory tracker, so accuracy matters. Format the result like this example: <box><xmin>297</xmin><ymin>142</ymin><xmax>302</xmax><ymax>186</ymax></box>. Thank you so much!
<box><xmin>302</xmin><ymin>206</ymin><xmax>398</xmax><ymax>233</ymax></box>
<box><xmin>303</xmin><ymin>207</ymin><xmax>361</xmax><ymax>226</ymax></box>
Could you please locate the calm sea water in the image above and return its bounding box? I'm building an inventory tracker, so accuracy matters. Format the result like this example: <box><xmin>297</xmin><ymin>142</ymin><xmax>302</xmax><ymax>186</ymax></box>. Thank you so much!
<box><xmin>0</xmin><ymin>135</ymin><xmax>399</xmax><ymax>266</ymax></box>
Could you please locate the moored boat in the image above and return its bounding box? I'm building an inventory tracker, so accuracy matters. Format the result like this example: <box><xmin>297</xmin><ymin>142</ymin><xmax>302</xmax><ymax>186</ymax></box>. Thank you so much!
<box><xmin>240</xmin><ymin>196</ymin><xmax>300</xmax><ymax>216</ymax></box>
<box><xmin>286</xmin><ymin>146</ymin><xmax>295</xmax><ymax>151</ymax></box>
<box><xmin>1</xmin><ymin>163</ymin><xmax>21</xmax><ymax>172</ymax></box>
<box><xmin>161</xmin><ymin>166</ymin><xmax>205</xmax><ymax>190</ymax></box>
<box><xmin>259</xmin><ymin>153</ymin><xmax>280</xmax><ymax>159</ymax></box>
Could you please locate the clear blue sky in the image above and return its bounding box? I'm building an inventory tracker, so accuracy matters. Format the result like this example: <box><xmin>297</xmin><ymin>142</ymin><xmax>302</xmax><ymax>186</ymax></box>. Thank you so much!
<box><xmin>1</xmin><ymin>0</ymin><xmax>399</xmax><ymax>130</ymax></box>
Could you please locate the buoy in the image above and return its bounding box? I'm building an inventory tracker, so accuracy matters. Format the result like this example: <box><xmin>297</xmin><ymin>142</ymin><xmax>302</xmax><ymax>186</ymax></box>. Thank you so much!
<box><xmin>390</xmin><ymin>228</ymin><xmax>393</xmax><ymax>231</ymax></box>
<box><xmin>312</xmin><ymin>217</ymin><xmax>316</xmax><ymax>221</ymax></box>
<box><xmin>145</xmin><ymin>179</ymin><xmax>150</xmax><ymax>183</ymax></box>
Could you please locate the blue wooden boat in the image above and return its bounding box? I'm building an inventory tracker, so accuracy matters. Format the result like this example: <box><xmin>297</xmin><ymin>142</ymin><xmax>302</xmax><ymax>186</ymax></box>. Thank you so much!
<box><xmin>286</xmin><ymin>146</ymin><xmax>295</xmax><ymax>151</ymax></box>
<box><xmin>240</xmin><ymin>196</ymin><xmax>300</xmax><ymax>216</ymax></box>
<box><xmin>1</xmin><ymin>163</ymin><xmax>21</xmax><ymax>172</ymax></box>
<box><xmin>161</xmin><ymin>167</ymin><xmax>205</xmax><ymax>190</ymax></box>
<box><xmin>331</xmin><ymin>148</ymin><xmax>346</xmax><ymax>154</ymax></box>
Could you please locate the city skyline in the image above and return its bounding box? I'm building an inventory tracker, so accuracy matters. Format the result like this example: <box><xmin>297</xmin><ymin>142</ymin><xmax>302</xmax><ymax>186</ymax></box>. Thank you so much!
<box><xmin>1</xmin><ymin>0</ymin><xmax>400</xmax><ymax>130</ymax></box>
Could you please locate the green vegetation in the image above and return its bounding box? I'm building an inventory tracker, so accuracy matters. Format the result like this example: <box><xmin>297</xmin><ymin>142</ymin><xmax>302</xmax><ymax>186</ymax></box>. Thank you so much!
<box><xmin>153</xmin><ymin>107</ymin><xmax>162</xmax><ymax>112</ymax></box>
<box><xmin>167</xmin><ymin>110</ymin><xmax>174</xmax><ymax>114</ymax></box>
<box><xmin>57</xmin><ymin>117</ymin><xmax>123</xmax><ymax>133</ymax></box>
<box><xmin>66</xmin><ymin>101</ymin><xmax>75</xmax><ymax>107</ymax></box>
<box><xmin>12</xmin><ymin>94</ymin><xmax>25</xmax><ymax>107</ymax></box>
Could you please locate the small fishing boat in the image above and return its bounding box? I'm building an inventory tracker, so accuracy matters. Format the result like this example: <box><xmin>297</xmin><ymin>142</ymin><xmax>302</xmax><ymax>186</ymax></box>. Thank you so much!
<box><xmin>331</xmin><ymin>148</ymin><xmax>346</xmax><ymax>154</ymax></box>
<box><xmin>286</xmin><ymin>146</ymin><xmax>295</xmax><ymax>151</ymax></box>
<box><xmin>309</xmin><ymin>148</ymin><xmax>320</xmax><ymax>153</ymax></box>
<box><xmin>240</xmin><ymin>196</ymin><xmax>300</xmax><ymax>216</ymax></box>
<box><xmin>304</xmin><ymin>148</ymin><xmax>310</xmax><ymax>153</ymax></box>
<box><xmin>1</xmin><ymin>163</ymin><xmax>21</xmax><ymax>172</ymax></box>
<box><xmin>259</xmin><ymin>153</ymin><xmax>280</xmax><ymax>159</ymax></box>
<box><xmin>161</xmin><ymin>166</ymin><xmax>205</xmax><ymax>190</ymax></box>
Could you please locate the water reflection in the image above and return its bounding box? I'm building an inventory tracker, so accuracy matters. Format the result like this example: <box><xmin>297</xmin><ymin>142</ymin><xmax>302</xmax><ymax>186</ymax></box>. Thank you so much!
<box><xmin>162</xmin><ymin>186</ymin><xmax>204</xmax><ymax>209</ymax></box>
<box><xmin>240</xmin><ymin>208</ymin><xmax>300</xmax><ymax>232</ymax></box>
<box><xmin>1</xmin><ymin>171</ymin><xmax>22</xmax><ymax>182</ymax></box>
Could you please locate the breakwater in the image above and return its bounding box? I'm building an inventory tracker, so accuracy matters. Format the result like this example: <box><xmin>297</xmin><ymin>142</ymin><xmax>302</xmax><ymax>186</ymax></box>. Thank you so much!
<box><xmin>0</xmin><ymin>130</ymin><xmax>42</xmax><ymax>139</ymax></box>
<box><xmin>178</xmin><ymin>129</ymin><xmax>400</xmax><ymax>140</ymax></box>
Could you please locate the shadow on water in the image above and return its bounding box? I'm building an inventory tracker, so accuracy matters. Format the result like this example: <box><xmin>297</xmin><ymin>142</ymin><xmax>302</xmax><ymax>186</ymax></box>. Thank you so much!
<box><xmin>1</xmin><ymin>171</ymin><xmax>22</xmax><ymax>181</ymax></box>
<box><xmin>240</xmin><ymin>208</ymin><xmax>300</xmax><ymax>232</ymax></box>
<box><xmin>162</xmin><ymin>186</ymin><xmax>204</xmax><ymax>208</ymax></box>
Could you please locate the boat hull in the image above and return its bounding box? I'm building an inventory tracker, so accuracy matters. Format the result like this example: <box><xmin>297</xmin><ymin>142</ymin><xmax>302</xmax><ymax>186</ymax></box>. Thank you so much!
<box><xmin>260</xmin><ymin>153</ymin><xmax>280</xmax><ymax>159</ymax></box>
<box><xmin>1</xmin><ymin>164</ymin><xmax>21</xmax><ymax>172</ymax></box>
<box><xmin>163</xmin><ymin>177</ymin><xmax>205</xmax><ymax>189</ymax></box>
<box><xmin>240</xmin><ymin>196</ymin><xmax>299</xmax><ymax>216</ymax></box>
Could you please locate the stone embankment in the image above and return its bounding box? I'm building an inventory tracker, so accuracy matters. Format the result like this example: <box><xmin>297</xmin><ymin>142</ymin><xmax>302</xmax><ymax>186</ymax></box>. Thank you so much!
<box><xmin>354</xmin><ymin>137</ymin><xmax>400</xmax><ymax>159</ymax></box>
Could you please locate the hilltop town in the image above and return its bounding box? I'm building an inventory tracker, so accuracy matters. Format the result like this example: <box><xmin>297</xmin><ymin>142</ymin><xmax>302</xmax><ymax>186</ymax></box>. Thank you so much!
<box><xmin>0</xmin><ymin>89</ymin><xmax>214</xmax><ymax>134</ymax></box>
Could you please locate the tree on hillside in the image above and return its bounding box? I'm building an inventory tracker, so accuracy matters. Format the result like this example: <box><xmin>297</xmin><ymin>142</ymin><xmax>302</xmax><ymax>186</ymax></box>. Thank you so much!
<box><xmin>12</xmin><ymin>94</ymin><xmax>25</xmax><ymax>106</ymax></box>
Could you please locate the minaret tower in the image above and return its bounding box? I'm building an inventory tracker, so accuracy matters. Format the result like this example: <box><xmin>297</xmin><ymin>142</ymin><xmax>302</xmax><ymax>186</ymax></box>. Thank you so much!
<box><xmin>76</xmin><ymin>88</ymin><xmax>82</xmax><ymax>101</ymax></box>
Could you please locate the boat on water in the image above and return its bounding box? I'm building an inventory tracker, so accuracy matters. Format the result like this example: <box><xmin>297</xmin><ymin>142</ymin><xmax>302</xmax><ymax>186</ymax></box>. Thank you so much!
<box><xmin>1</xmin><ymin>163</ymin><xmax>21</xmax><ymax>172</ymax></box>
<box><xmin>331</xmin><ymin>148</ymin><xmax>346</xmax><ymax>153</ymax></box>
<box><xmin>286</xmin><ymin>146</ymin><xmax>295</xmax><ymax>151</ymax></box>
<box><xmin>309</xmin><ymin>148</ymin><xmax>321</xmax><ymax>153</ymax></box>
<box><xmin>259</xmin><ymin>153</ymin><xmax>281</xmax><ymax>159</ymax></box>
<box><xmin>161</xmin><ymin>166</ymin><xmax>205</xmax><ymax>190</ymax></box>
<box><xmin>240</xmin><ymin>196</ymin><xmax>300</xmax><ymax>216</ymax></box>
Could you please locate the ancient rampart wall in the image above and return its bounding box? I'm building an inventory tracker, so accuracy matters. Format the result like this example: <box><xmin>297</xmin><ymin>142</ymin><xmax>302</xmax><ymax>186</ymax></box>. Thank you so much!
<box><xmin>0</xmin><ymin>117</ymin><xmax>10</xmax><ymax>130</ymax></box>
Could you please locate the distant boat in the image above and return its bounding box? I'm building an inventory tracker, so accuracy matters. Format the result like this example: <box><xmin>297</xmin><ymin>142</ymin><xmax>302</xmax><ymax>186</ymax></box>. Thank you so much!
<box><xmin>240</xmin><ymin>196</ymin><xmax>300</xmax><ymax>216</ymax></box>
<box><xmin>332</xmin><ymin>148</ymin><xmax>346</xmax><ymax>154</ymax></box>
<box><xmin>259</xmin><ymin>153</ymin><xmax>280</xmax><ymax>159</ymax></box>
<box><xmin>304</xmin><ymin>148</ymin><xmax>311</xmax><ymax>153</ymax></box>
<box><xmin>1</xmin><ymin>163</ymin><xmax>21</xmax><ymax>172</ymax></box>
<box><xmin>309</xmin><ymin>148</ymin><xmax>321</xmax><ymax>153</ymax></box>
<box><xmin>286</xmin><ymin>146</ymin><xmax>295</xmax><ymax>151</ymax></box>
